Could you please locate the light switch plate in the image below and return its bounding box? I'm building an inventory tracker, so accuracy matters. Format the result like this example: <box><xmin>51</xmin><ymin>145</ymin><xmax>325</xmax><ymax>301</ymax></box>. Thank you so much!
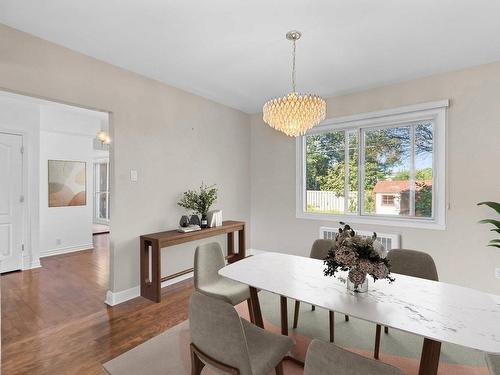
<box><xmin>130</xmin><ymin>170</ymin><xmax>138</xmax><ymax>182</ymax></box>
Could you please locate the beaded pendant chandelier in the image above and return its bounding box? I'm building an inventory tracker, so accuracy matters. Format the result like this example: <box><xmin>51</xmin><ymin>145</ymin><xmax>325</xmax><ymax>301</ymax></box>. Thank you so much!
<box><xmin>263</xmin><ymin>31</ymin><xmax>326</xmax><ymax>137</ymax></box>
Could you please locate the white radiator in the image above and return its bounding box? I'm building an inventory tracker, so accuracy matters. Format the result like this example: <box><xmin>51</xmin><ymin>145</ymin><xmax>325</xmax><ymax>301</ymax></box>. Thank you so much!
<box><xmin>319</xmin><ymin>226</ymin><xmax>400</xmax><ymax>250</ymax></box>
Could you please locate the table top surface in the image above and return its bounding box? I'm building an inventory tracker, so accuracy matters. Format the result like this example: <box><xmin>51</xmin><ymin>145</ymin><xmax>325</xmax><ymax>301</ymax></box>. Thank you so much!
<box><xmin>141</xmin><ymin>220</ymin><xmax>244</xmax><ymax>242</ymax></box>
<box><xmin>219</xmin><ymin>252</ymin><xmax>500</xmax><ymax>353</ymax></box>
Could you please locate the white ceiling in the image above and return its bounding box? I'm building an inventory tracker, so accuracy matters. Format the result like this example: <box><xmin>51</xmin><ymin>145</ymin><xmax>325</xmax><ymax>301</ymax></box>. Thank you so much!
<box><xmin>1</xmin><ymin>1</ymin><xmax>500</xmax><ymax>113</ymax></box>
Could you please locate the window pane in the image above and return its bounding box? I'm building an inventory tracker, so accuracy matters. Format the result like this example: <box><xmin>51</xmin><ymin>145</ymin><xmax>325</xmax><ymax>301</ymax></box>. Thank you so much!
<box><xmin>97</xmin><ymin>192</ymin><xmax>109</xmax><ymax>220</ymax></box>
<box><xmin>305</xmin><ymin>131</ymin><xmax>345</xmax><ymax>214</ymax></box>
<box><xmin>414</xmin><ymin>122</ymin><xmax>433</xmax><ymax>217</ymax></box>
<box><xmin>99</xmin><ymin>163</ymin><xmax>108</xmax><ymax>192</ymax></box>
<box><xmin>363</xmin><ymin>126</ymin><xmax>411</xmax><ymax>216</ymax></box>
<box><xmin>347</xmin><ymin>131</ymin><xmax>358</xmax><ymax>214</ymax></box>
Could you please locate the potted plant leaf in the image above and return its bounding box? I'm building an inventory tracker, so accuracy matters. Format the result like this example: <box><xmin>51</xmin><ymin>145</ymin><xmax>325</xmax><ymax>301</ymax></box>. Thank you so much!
<box><xmin>478</xmin><ymin>201</ymin><xmax>500</xmax><ymax>248</ymax></box>
<box><xmin>178</xmin><ymin>183</ymin><xmax>218</xmax><ymax>228</ymax></box>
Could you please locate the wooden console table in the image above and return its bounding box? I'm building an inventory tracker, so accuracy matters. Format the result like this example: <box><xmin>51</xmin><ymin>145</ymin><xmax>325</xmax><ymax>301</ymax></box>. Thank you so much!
<box><xmin>140</xmin><ymin>220</ymin><xmax>246</xmax><ymax>302</ymax></box>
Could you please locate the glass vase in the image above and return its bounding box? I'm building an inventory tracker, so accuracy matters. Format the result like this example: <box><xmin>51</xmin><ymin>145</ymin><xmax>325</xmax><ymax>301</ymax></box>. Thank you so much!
<box><xmin>347</xmin><ymin>276</ymin><xmax>369</xmax><ymax>293</ymax></box>
<box><xmin>200</xmin><ymin>213</ymin><xmax>208</xmax><ymax>229</ymax></box>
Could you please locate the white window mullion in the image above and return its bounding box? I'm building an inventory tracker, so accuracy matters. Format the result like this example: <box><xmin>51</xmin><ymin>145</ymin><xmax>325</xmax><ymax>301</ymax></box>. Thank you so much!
<box><xmin>359</xmin><ymin>128</ymin><xmax>366</xmax><ymax>216</ymax></box>
<box><xmin>343</xmin><ymin>130</ymin><xmax>349</xmax><ymax>214</ymax></box>
<box><xmin>409</xmin><ymin>125</ymin><xmax>416</xmax><ymax>217</ymax></box>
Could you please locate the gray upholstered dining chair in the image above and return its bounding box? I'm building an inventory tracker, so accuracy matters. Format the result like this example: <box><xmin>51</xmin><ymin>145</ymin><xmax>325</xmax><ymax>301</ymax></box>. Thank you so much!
<box><xmin>194</xmin><ymin>242</ymin><xmax>255</xmax><ymax>321</ymax></box>
<box><xmin>486</xmin><ymin>353</ymin><xmax>500</xmax><ymax>375</ymax></box>
<box><xmin>304</xmin><ymin>339</ymin><xmax>405</xmax><ymax>375</ymax></box>
<box><xmin>374</xmin><ymin>249</ymin><xmax>439</xmax><ymax>359</ymax></box>
<box><xmin>293</xmin><ymin>239</ymin><xmax>348</xmax><ymax>342</ymax></box>
<box><xmin>189</xmin><ymin>291</ymin><xmax>295</xmax><ymax>375</ymax></box>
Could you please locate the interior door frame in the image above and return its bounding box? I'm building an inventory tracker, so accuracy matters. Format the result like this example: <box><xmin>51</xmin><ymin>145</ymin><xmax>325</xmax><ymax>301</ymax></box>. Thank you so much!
<box><xmin>0</xmin><ymin>87</ymin><xmax>113</xmax><ymax>303</ymax></box>
<box><xmin>0</xmin><ymin>128</ymin><xmax>32</xmax><ymax>271</ymax></box>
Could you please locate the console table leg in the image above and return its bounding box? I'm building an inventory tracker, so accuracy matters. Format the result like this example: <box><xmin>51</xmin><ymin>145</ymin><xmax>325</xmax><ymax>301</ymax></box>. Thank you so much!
<box><xmin>140</xmin><ymin>238</ymin><xmax>149</xmax><ymax>299</ymax></box>
<box><xmin>140</xmin><ymin>238</ymin><xmax>161</xmax><ymax>303</ymax></box>
<box><xmin>418</xmin><ymin>338</ymin><xmax>441</xmax><ymax>375</ymax></box>
<box><xmin>227</xmin><ymin>232</ymin><xmax>234</xmax><ymax>260</ymax></box>
<box><xmin>151</xmin><ymin>240</ymin><xmax>161</xmax><ymax>302</ymax></box>
<box><xmin>250</xmin><ymin>287</ymin><xmax>264</xmax><ymax>328</ymax></box>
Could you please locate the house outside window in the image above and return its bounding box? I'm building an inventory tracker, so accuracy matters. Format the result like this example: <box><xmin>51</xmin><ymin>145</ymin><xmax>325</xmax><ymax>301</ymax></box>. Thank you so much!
<box><xmin>296</xmin><ymin>101</ymin><xmax>447</xmax><ymax>229</ymax></box>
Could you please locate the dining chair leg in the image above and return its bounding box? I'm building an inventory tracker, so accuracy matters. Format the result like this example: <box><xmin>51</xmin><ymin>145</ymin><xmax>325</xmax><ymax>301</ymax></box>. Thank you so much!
<box><xmin>345</xmin><ymin>315</ymin><xmax>349</xmax><ymax>322</ymax></box>
<box><xmin>329</xmin><ymin>311</ymin><xmax>335</xmax><ymax>343</ymax></box>
<box><xmin>374</xmin><ymin>324</ymin><xmax>382</xmax><ymax>359</ymax></box>
<box><xmin>293</xmin><ymin>300</ymin><xmax>300</xmax><ymax>329</ymax></box>
<box><xmin>275</xmin><ymin>361</ymin><xmax>284</xmax><ymax>375</ymax></box>
<box><xmin>247</xmin><ymin>298</ymin><xmax>255</xmax><ymax>324</ymax></box>
<box><xmin>190</xmin><ymin>344</ymin><xmax>205</xmax><ymax>375</ymax></box>
<box><xmin>384</xmin><ymin>326</ymin><xmax>389</xmax><ymax>334</ymax></box>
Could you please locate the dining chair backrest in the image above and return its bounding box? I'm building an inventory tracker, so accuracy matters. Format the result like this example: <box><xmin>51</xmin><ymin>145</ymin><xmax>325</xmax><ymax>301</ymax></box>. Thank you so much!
<box><xmin>189</xmin><ymin>291</ymin><xmax>253</xmax><ymax>375</ymax></box>
<box><xmin>304</xmin><ymin>339</ymin><xmax>405</xmax><ymax>375</ymax></box>
<box><xmin>310</xmin><ymin>239</ymin><xmax>335</xmax><ymax>261</ymax></box>
<box><xmin>386</xmin><ymin>249</ymin><xmax>439</xmax><ymax>281</ymax></box>
<box><xmin>194</xmin><ymin>242</ymin><xmax>225</xmax><ymax>290</ymax></box>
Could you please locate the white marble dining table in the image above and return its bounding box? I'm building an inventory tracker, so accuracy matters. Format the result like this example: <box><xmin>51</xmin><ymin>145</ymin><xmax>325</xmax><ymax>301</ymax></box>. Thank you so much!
<box><xmin>219</xmin><ymin>252</ymin><xmax>500</xmax><ymax>375</ymax></box>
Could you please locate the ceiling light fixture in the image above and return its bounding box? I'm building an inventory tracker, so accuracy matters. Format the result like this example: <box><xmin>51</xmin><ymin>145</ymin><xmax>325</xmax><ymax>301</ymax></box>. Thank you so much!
<box><xmin>263</xmin><ymin>30</ymin><xmax>326</xmax><ymax>137</ymax></box>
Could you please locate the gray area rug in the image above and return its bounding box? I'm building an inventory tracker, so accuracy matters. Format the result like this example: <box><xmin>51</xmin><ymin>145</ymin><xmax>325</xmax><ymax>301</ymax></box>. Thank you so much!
<box><xmin>103</xmin><ymin>321</ymin><xmax>192</xmax><ymax>375</ymax></box>
<box><xmin>103</xmin><ymin>291</ymin><xmax>488</xmax><ymax>375</ymax></box>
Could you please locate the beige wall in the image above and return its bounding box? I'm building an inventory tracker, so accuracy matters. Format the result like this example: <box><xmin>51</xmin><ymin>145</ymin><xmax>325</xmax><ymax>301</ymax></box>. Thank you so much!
<box><xmin>3</xmin><ymin>22</ymin><xmax>500</xmax><ymax>297</ymax></box>
<box><xmin>0</xmin><ymin>24</ymin><xmax>251</xmax><ymax>294</ymax></box>
<box><xmin>251</xmin><ymin>62</ymin><xmax>500</xmax><ymax>294</ymax></box>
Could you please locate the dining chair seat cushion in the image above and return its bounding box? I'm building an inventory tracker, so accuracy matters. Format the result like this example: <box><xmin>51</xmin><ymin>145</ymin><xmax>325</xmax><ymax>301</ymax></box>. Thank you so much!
<box><xmin>486</xmin><ymin>353</ymin><xmax>500</xmax><ymax>375</ymax></box>
<box><xmin>304</xmin><ymin>339</ymin><xmax>405</xmax><ymax>375</ymax></box>
<box><xmin>241</xmin><ymin>318</ymin><xmax>294</xmax><ymax>375</ymax></box>
<box><xmin>198</xmin><ymin>277</ymin><xmax>251</xmax><ymax>305</ymax></box>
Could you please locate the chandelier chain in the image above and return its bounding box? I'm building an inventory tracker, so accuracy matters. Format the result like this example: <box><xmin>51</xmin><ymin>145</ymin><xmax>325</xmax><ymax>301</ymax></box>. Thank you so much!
<box><xmin>291</xmin><ymin>39</ymin><xmax>296</xmax><ymax>93</ymax></box>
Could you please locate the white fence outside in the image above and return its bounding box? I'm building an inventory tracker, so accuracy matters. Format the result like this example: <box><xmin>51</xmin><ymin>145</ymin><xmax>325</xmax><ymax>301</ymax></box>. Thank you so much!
<box><xmin>306</xmin><ymin>190</ymin><xmax>357</xmax><ymax>213</ymax></box>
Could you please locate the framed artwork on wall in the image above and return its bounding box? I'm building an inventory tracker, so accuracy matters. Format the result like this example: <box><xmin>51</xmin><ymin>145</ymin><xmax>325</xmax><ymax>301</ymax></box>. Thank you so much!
<box><xmin>48</xmin><ymin>160</ymin><xmax>86</xmax><ymax>207</ymax></box>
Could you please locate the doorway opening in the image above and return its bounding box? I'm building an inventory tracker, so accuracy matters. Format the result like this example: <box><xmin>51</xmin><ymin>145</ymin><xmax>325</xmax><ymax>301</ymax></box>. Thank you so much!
<box><xmin>0</xmin><ymin>89</ymin><xmax>111</xmax><ymax>274</ymax></box>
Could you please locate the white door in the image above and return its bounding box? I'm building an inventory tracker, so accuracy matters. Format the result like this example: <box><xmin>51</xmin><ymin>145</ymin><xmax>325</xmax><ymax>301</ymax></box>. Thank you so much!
<box><xmin>0</xmin><ymin>133</ymin><xmax>23</xmax><ymax>273</ymax></box>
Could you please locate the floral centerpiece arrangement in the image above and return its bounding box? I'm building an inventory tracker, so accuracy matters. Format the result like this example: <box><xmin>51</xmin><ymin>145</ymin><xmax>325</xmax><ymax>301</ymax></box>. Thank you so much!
<box><xmin>178</xmin><ymin>183</ymin><xmax>218</xmax><ymax>228</ymax></box>
<box><xmin>324</xmin><ymin>222</ymin><xmax>394</xmax><ymax>292</ymax></box>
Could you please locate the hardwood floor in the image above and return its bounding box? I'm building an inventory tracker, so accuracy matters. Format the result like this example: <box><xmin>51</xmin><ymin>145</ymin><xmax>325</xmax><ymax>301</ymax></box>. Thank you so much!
<box><xmin>1</xmin><ymin>234</ymin><xmax>195</xmax><ymax>375</ymax></box>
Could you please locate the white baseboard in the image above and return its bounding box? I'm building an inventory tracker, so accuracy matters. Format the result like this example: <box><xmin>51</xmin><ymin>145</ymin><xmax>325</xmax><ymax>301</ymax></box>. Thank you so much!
<box><xmin>104</xmin><ymin>271</ymin><xmax>194</xmax><ymax>306</ymax></box>
<box><xmin>161</xmin><ymin>271</ymin><xmax>194</xmax><ymax>288</ymax></box>
<box><xmin>40</xmin><ymin>243</ymin><xmax>94</xmax><ymax>258</ymax></box>
<box><xmin>105</xmin><ymin>286</ymin><xmax>140</xmax><ymax>306</ymax></box>
<box><xmin>22</xmin><ymin>257</ymin><xmax>41</xmax><ymax>270</ymax></box>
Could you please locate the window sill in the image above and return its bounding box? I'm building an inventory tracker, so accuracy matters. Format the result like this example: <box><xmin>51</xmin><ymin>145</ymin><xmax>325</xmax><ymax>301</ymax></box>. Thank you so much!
<box><xmin>296</xmin><ymin>211</ymin><xmax>446</xmax><ymax>230</ymax></box>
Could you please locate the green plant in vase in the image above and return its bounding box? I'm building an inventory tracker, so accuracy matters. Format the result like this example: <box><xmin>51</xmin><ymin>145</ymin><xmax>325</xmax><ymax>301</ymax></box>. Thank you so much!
<box><xmin>478</xmin><ymin>201</ymin><xmax>500</xmax><ymax>248</ymax></box>
<box><xmin>178</xmin><ymin>183</ymin><xmax>218</xmax><ymax>228</ymax></box>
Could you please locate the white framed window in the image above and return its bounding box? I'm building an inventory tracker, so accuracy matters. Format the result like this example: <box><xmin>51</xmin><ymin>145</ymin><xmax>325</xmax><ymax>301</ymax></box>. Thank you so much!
<box><xmin>93</xmin><ymin>159</ymin><xmax>110</xmax><ymax>224</ymax></box>
<box><xmin>296</xmin><ymin>100</ymin><xmax>448</xmax><ymax>229</ymax></box>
